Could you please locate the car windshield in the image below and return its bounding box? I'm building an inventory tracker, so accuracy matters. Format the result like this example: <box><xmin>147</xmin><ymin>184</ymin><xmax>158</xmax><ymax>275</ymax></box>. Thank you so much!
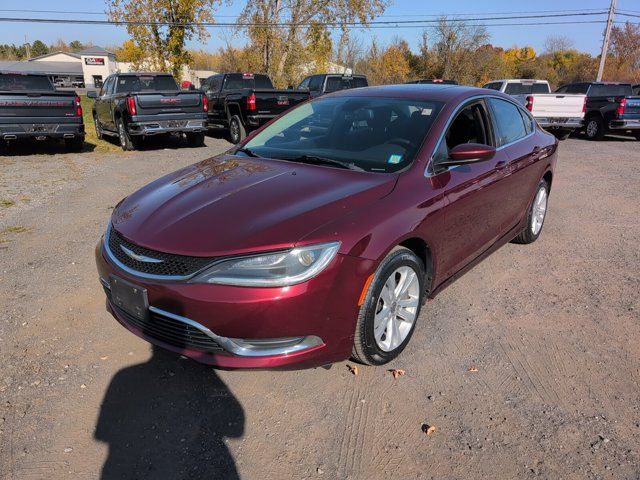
<box><xmin>241</xmin><ymin>96</ymin><xmax>444</xmax><ymax>173</ymax></box>
<box><xmin>115</xmin><ymin>75</ymin><xmax>178</xmax><ymax>93</ymax></box>
<box><xmin>0</xmin><ymin>74</ymin><xmax>54</xmax><ymax>91</ymax></box>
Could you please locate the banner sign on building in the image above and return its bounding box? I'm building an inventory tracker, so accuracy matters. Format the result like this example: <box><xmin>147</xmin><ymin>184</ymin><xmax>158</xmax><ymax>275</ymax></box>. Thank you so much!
<box><xmin>84</xmin><ymin>57</ymin><xmax>105</xmax><ymax>66</ymax></box>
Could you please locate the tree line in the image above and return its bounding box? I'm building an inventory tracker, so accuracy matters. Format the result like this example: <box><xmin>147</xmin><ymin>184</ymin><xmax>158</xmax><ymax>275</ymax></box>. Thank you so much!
<box><xmin>0</xmin><ymin>40</ymin><xmax>91</xmax><ymax>60</ymax></box>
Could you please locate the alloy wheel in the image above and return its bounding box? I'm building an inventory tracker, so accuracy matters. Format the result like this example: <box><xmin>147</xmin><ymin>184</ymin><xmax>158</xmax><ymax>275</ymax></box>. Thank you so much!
<box><xmin>230</xmin><ymin>119</ymin><xmax>239</xmax><ymax>143</ymax></box>
<box><xmin>373</xmin><ymin>266</ymin><xmax>420</xmax><ymax>352</ymax></box>
<box><xmin>119</xmin><ymin>122</ymin><xmax>126</xmax><ymax>147</ymax></box>
<box><xmin>531</xmin><ymin>186</ymin><xmax>547</xmax><ymax>235</ymax></box>
<box><xmin>586</xmin><ymin>120</ymin><xmax>598</xmax><ymax>138</ymax></box>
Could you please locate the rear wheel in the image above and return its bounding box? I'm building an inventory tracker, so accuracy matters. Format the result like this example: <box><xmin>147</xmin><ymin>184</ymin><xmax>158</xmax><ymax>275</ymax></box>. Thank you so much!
<box><xmin>117</xmin><ymin>119</ymin><xmax>137</xmax><ymax>151</ymax></box>
<box><xmin>585</xmin><ymin>116</ymin><xmax>604</xmax><ymax>141</ymax></box>
<box><xmin>64</xmin><ymin>137</ymin><xmax>84</xmax><ymax>153</ymax></box>
<box><xmin>94</xmin><ymin>115</ymin><xmax>103</xmax><ymax>140</ymax></box>
<box><xmin>186</xmin><ymin>131</ymin><xmax>205</xmax><ymax>147</ymax></box>
<box><xmin>229</xmin><ymin>115</ymin><xmax>246</xmax><ymax>144</ymax></box>
<box><xmin>512</xmin><ymin>179</ymin><xmax>549</xmax><ymax>245</ymax></box>
<box><xmin>352</xmin><ymin>247</ymin><xmax>425</xmax><ymax>366</ymax></box>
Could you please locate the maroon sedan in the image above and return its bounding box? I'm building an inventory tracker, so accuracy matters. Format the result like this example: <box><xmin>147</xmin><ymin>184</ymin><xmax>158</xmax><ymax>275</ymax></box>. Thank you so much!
<box><xmin>96</xmin><ymin>84</ymin><xmax>557</xmax><ymax>369</ymax></box>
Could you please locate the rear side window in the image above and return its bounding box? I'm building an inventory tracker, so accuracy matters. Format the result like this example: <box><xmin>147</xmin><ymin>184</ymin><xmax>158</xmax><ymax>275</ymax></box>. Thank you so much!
<box><xmin>353</xmin><ymin>77</ymin><xmax>368</xmax><ymax>88</ymax></box>
<box><xmin>0</xmin><ymin>74</ymin><xmax>54</xmax><ymax>91</ymax></box>
<box><xmin>588</xmin><ymin>84</ymin><xmax>633</xmax><ymax>97</ymax></box>
<box><xmin>488</xmin><ymin>97</ymin><xmax>528</xmax><ymax>146</ymax></box>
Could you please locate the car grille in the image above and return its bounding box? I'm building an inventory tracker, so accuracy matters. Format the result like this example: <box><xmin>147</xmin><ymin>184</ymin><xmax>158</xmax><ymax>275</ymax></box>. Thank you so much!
<box><xmin>104</xmin><ymin>287</ymin><xmax>225</xmax><ymax>354</ymax></box>
<box><xmin>107</xmin><ymin>226</ymin><xmax>214</xmax><ymax>277</ymax></box>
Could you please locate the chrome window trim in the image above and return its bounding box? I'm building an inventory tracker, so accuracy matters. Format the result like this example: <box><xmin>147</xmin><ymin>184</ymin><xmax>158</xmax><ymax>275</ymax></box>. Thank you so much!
<box><xmin>425</xmin><ymin>94</ymin><xmax>534</xmax><ymax>178</ymax></box>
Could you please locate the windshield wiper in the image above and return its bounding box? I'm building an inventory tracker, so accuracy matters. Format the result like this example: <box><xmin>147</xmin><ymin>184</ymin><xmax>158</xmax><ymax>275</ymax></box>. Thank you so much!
<box><xmin>283</xmin><ymin>155</ymin><xmax>363</xmax><ymax>171</ymax></box>
<box><xmin>235</xmin><ymin>147</ymin><xmax>259</xmax><ymax>157</ymax></box>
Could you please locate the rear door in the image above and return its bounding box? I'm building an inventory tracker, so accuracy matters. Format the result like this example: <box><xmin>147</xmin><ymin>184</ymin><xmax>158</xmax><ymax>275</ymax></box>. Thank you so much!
<box><xmin>431</xmin><ymin>98</ymin><xmax>513</xmax><ymax>279</ymax></box>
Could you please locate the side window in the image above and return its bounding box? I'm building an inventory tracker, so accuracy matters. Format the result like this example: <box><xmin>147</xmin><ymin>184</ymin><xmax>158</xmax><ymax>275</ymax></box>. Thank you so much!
<box><xmin>483</xmin><ymin>82</ymin><xmax>502</xmax><ymax>91</ymax></box>
<box><xmin>488</xmin><ymin>97</ymin><xmax>528</xmax><ymax>146</ymax></box>
<box><xmin>99</xmin><ymin>77</ymin><xmax>111</xmax><ymax>96</ymax></box>
<box><xmin>568</xmin><ymin>84</ymin><xmax>588</xmax><ymax>94</ymax></box>
<box><xmin>433</xmin><ymin>101</ymin><xmax>492</xmax><ymax>163</ymax></box>
<box><xmin>209</xmin><ymin>76</ymin><xmax>222</xmax><ymax>93</ymax></box>
<box><xmin>519</xmin><ymin>108</ymin><xmax>535</xmax><ymax>135</ymax></box>
<box><xmin>298</xmin><ymin>76</ymin><xmax>311</xmax><ymax>89</ymax></box>
<box><xmin>308</xmin><ymin>75</ymin><xmax>323</xmax><ymax>92</ymax></box>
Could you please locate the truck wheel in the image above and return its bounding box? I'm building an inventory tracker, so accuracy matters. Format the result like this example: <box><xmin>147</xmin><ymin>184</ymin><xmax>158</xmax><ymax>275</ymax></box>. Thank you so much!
<box><xmin>117</xmin><ymin>119</ymin><xmax>136</xmax><ymax>151</ymax></box>
<box><xmin>186</xmin><ymin>132</ymin><xmax>205</xmax><ymax>147</ymax></box>
<box><xmin>585</xmin><ymin>115</ymin><xmax>604</xmax><ymax>141</ymax></box>
<box><xmin>64</xmin><ymin>137</ymin><xmax>84</xmax><ymax>153</ymax></box>
<box><xmin>94</xmin><ymin>115</ymin><xmax>103</xmax><ymax>140</ymax></box>
<box><xmin>229</xmin><ymin>115</ymin><xmax>246</xmax><ymax>144</ymax></box>
<box><xmin>552</xmin><ymin>130</ymin><xmax>571</xmax><ymax>141</ymax></box>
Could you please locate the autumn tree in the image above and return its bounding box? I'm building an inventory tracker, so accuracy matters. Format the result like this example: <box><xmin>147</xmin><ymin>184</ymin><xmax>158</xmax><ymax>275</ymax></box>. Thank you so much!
<box><xmin>236</xmin><ymin>0</ymin><xmax>388</xmax><ymax>87</ymax></box>
<box><xmin>607</xmin><ymin>22</ymin><xmax>640</xmax><ymax>82</ymax></box>
<box><xmin>108</xmin><ymin>0</ymin><xmax>224</xmax><ymax>79</ymax></box>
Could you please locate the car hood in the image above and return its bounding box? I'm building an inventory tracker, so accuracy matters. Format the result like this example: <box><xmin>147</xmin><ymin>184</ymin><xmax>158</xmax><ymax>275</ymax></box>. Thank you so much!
<box><xmin>112</xmin><ymin>155</ymin><xmax>397</xmax><ymax>256</ymax></box>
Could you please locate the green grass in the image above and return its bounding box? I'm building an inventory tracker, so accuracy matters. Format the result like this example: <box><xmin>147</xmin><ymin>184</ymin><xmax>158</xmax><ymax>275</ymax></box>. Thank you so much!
<box><xmin>81</xmin><ymin>96</ymin><xmax>121</xmax><ymax>154</ymax></box>
<box><xmin>0</xmin><ymin>199</ymin><xmax>15</xmax><ymax>208</ymax></box>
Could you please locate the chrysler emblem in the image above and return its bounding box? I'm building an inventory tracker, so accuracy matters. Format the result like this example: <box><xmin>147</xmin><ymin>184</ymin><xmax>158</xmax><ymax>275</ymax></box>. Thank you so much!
<box><xmin>120</xmin><ymin>245</ymin><xmax>164</xmax><ymax>263</ymax></box>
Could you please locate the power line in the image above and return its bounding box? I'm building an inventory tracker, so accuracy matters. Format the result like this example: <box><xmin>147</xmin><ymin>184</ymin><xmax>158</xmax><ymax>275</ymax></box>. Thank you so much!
<box><xmin>0</xmin><ymin>11</ymin><xmax>611</xmax><ymax>29</ymax></box>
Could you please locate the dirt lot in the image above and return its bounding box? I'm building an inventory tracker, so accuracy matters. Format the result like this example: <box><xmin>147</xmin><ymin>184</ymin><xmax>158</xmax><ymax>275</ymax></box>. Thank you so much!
<box><xmin>0</xmin><ymin>135</ymin><xmax>638</xmax><ymax>480</ymax></box>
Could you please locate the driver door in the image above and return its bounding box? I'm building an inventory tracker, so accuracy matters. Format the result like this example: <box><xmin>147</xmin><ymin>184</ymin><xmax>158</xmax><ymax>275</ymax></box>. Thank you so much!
<box><xmin>430</xmin><ymin>98</ymin><xmax>513</xmax><ymax>280</ymax></box>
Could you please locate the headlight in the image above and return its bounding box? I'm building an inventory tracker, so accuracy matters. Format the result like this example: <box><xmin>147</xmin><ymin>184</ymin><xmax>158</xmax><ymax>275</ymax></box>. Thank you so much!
<box><xmin>190</xmin><ymin>242</ymin><xmax>340</xmax><ymax>287</ymax></box>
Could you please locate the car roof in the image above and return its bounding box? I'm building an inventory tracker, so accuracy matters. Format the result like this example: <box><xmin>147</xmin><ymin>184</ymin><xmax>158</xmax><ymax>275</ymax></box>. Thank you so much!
<box><xmin>325</xmin><ymin>84</ymin><xmax>496</xmax><ymax>103</ymax></box>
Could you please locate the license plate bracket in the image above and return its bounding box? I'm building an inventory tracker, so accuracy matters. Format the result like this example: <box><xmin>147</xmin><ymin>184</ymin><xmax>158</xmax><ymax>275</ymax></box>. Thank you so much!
<box><xmin>109</xmin><ymin>275</ymin><xmax>148</xmax><ymax>321</ymax></box>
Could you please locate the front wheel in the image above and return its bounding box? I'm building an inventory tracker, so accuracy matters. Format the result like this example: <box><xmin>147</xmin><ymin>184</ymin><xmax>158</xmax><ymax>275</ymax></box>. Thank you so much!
<box><xmin>228</xmin><ymin>115</ymin><xmax>246</xmax><ymax>144</ymax></box>
<box><xmin>512</xmin><ymin>179</ymin><xmax>549</xmax><ymax>244</ymax></box>
<box><xmin>352</xmin><ymin>247</ymin><xmax>425</xmax><ymax>366</ymax></box>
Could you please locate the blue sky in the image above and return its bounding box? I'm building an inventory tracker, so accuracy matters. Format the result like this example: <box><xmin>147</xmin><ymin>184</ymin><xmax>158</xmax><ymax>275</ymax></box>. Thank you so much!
<box><xmin>0</xmin><ymin>0</ymin><xmax>637</xmax><ymax>55</ymax></box>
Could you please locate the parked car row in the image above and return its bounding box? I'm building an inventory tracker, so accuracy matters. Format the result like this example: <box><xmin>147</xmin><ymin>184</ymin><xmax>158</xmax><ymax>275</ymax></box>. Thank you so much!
<box><xmin>483</xmin><ymin>78</ymin><xmax>640</xmax><ymax>141</ymax></box>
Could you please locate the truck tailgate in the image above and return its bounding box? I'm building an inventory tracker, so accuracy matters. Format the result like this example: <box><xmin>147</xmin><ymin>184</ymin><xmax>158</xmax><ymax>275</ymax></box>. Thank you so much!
<box><xmin>528</xmin><ymin>94</ymin><xmax>585</xmax><ymax>118</ymax></box>
<box><xmin>0</xmin><ymin>92</ymin><xmax>78</xmax><ymax>122</ymax></box>
<box><xmin>253</xmin><ymin>89</ymin><xmax>310</xmax><ymax>115</ymax></box>
<box><xmin>133</xmin><ymin>91</ymin><xmax>205</xmax><ymax>115</ymax></box>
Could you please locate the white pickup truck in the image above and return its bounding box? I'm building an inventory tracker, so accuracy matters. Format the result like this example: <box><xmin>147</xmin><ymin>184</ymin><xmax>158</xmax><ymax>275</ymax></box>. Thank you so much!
<box><xmin>483</xmin><ymin>79</ymin><xmax>585</xmax><ymax>140</ymax></box>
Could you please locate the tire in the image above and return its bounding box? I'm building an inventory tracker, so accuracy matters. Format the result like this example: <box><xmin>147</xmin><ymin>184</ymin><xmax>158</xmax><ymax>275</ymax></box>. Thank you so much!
<box><xmin>117</xmin><ymin>118</ymin><xmax>137</xmax><ymax>151</ymax></box>
<box><xmin>64</xmin><ymin>137</ymin><xmax>84</xmax><ymax>153</ymax></box>
<box><xmin>94</xmin><ymin>115</ymin><xmax>103</xmax><ymax>140</ymax></box>
<box><xmin>512</xmin><ymin>179</ymin><xmax>550</xmax><ymax>245</ymax></box>
<box><xmin>186</xmin><ymin>131</ymin><xmax>205</xmax><ymax>147</ymax></box>
<box><xmin>352</xmin><ymin>247</ymin><xmax>425</xmax><ymax>366</ymax></box>
<box><xmin>228</xmin><ymin>115</ymin><xmax>246</xmax><ymax>144</ymax></box>
<box><xmin>552</xmin><ymin>130</ymin><xmax>571</xmax><ymax>141</ymax></box>
<box><xmin>585</xmin><ymin>115</ymin><xmax>605</xmax><ymax>141</ymax></box>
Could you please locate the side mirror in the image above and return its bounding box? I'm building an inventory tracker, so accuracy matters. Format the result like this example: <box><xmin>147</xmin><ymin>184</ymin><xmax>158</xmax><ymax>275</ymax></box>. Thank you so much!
<box><xmin>87</xmin><ymin>91</ymin><xmax>98</xmax><ymax>99</ymax></box>
<box><xmin>438</xmin><ymin>143</ymin><xmax>496</xmax><ymax>166</ymax></box>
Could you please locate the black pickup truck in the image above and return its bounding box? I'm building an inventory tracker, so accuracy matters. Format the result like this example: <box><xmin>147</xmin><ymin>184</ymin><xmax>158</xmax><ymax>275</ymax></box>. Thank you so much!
<box><xmin>0</xmin><ymin>72</ymin><xmax>85</xmax><ymax>151</ymax></box>
<box><xmin>202</xmin><ymin>73</ymin><xmax>309</xmax><ymax>143</ymax></box>
<box><xmin>556</xmin><ymin>82</ymin><xmax>640</xmax><ymax>140</ymax></box>
<box><xmin>298</xmin><ymin>73</ymin><xmax>368</xmax><ymax>98</ymax></box>
<box><xmin>88</xmin><ymin>73</ymin><xmax>208</xmax><ymax>151</ymax></box>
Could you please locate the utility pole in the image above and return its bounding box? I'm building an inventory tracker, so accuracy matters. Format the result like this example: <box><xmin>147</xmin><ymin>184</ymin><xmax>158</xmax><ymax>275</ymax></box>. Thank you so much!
<box><xmin>596</xmin><ymin>0</ymin><xmax>617</xmax><ymax>81</ymax></box>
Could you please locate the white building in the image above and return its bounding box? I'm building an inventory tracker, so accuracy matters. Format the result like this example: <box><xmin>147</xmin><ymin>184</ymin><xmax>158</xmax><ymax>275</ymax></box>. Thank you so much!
<box><xmin>0</xmin><ymin>46</ymin><xmax>215</xmax><ymax>89</ymax></box>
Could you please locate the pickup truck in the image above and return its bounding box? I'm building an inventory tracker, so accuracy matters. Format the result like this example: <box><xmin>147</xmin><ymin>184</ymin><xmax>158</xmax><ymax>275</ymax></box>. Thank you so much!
<box><xmin>297</xmin><ymin>73</ymin><xmax>368</xmax><ymax>98</ymax></box>
<box><xmin>484</xmin><ymin>79</ymin><xmax>585</xmax><ymax>140</ymax></box>
<box><xmin>557</xmin><ymin>82</ymin><xmax>640</xmax><ymax>140</ymax></box>
<box><xmin>405</xmin><ymin>79</ymin><xmax>458</xmax><ymax>85</ymax></box>
<box><xmin>202</xmin><ymin>73</ymin><xmax>309</xmax><ymax>143</ymax></box>
<box><xmin>88</xmin><ymin>73</ymin><xmax>208</xmax><ymax>151</ymax></box>
<box><xmin>0</xmin><ymin>72</ymin><xmax>85</xmax><ymax>151</ymax></box>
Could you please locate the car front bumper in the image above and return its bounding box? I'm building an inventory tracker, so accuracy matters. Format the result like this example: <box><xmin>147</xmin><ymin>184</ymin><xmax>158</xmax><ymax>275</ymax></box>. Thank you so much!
<box><xmin>95</xmin><ymin>241</ymin><xmax>375</xmax><ymax>369</ymax></box>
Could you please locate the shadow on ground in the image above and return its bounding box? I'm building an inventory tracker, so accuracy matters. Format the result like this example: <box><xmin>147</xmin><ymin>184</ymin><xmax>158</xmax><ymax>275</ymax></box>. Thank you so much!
<box><xmin>95</xmin><ymin>346</ymin><xmax>244</xmax><ymax>480</ymax></box>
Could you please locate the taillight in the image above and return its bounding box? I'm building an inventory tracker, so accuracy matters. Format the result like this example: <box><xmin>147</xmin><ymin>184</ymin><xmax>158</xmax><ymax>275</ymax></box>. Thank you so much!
<box><xmin>582</xmin><ymin>96</ymin><xmax>587</xmax><ymax>113</ymax></box>
<box><xmin>127</xmin><ymin>96</ymin><xmax>137</xmax><ymax>116</ymax></box>
<box><xmin>202</xmin><ymin>94</ymin><xmax>209</xmax><ymax>112</ymax></box>
<box><xmin>617</xmin><ymin>98</ymin><xmax>626</xmax><ymax>116</ymax></box>
<box><xmin>74</xmin><ymin>95</ymin><xmax>82</xmax><ymax>117</ymax></box>
<box><xmin>246</xmin><ymin>92</ymin><xmax>256</xmax><ymax>111</ymax></box>
<box><xmin>525</xmin><ymin>95</ymin><xmax>534</xmax><ymax>112</ymax></box>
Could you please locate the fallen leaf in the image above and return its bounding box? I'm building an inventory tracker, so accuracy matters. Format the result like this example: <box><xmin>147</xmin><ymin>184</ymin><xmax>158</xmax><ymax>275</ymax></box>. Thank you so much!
<box><xmin>348</xmin><ymin>365</ymin><xmax>359</xmax><ymax>376</ymax></box>
<box><xmin>468</xmin><ymin>366</ymin><xmax>478</xmax><ymax>372</ymax></box>
<box><xmin>390</xmin><ymin>369</ymin><xmax>406</xmax><ymax>379</ymax></box>
<box><xmin>100</xmin><ymin>356</ymin><xmax>109</xmax><ymax>361</ymax></box>
<box><xmin>422</xmin><ymin>424</ymin><xmax>436</xmax><ymax>436</ymax></box>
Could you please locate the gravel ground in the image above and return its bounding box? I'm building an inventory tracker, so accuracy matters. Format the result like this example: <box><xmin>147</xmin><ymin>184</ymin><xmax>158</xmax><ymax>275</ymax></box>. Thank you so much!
<box><xmin>0</xmin><ymin>136</ymin><xmax>639</xmax><ymax>480</ymax></box>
